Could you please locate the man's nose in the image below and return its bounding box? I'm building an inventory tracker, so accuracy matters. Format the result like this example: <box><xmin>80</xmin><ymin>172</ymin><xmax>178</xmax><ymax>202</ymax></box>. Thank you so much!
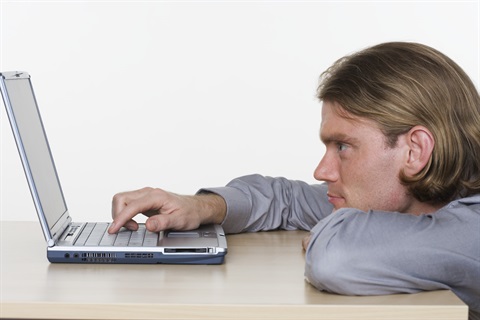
<box><xmin>313</xmin><ymin>154</ymin><xmax>338</xmax><ymax>182</ymax></box>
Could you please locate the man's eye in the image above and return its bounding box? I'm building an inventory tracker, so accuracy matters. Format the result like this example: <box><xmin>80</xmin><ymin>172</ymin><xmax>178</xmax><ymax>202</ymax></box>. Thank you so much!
<box><xmin>336</xmin><ymin>143</ymin><xmax>348</xmax><ymax>152</ymax></box>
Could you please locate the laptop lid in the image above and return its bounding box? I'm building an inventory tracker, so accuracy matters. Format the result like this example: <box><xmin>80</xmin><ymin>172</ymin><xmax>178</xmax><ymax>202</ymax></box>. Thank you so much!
<box><xmin>0</xmin><ymin>72</ymin><xmax>71</xmax><ymax>246</ymax></box>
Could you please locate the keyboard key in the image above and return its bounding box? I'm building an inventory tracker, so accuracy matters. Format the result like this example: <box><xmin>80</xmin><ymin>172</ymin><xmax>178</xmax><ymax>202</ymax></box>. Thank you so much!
<box><xmin>114</xmin><ymin>228</ymin><xmax>132</xmax><ymax>246</ymax></box>
<box><xmin>99</xmin><ymin>228</ymin><xmax>117</xmax><ymax>246</ymax></box>
<box><xmin>85</xmin><ymin>223</ymin><xmax>109</xmax><ymax>246</ymax></box>
<box><xmin>143</xmin><ymin>230</ymin><xmax>159</xmax><ymax>246</ymax></box>
<box><xmin>128</xmin><ymin>225</ymin><xmax>146</xmax><ymax>246</ymax></box>
<box><xmin>74</xmin><ymin>223</ymin><xmax>95</xmax><ymax>246</ymax></box>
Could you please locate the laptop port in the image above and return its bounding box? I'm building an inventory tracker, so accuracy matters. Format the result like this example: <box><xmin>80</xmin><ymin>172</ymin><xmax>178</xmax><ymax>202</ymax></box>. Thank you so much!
<box><xmin>164</xmin><ymin>248</ymin><xmax>208</xmax><ymax>253</ymax></box>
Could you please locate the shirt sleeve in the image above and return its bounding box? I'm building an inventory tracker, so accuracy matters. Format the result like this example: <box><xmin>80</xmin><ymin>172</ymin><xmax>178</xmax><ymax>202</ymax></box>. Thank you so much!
<box><xmin>304</xmin><ymin>198</ymin><xmax>480</xmax><ymax>319</ymax></box>
<box><xmin>198</xmin><ymin>174</ymin><xmax>334</xmax><ymax>234</ymax></box>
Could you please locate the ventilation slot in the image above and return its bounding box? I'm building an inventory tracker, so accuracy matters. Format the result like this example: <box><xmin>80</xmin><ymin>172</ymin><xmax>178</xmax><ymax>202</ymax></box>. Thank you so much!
<box><xmin>81</xmin><ymin>252</ymin><xmax>117</xmax><ymax>263</ymax></box>
<box><xmin>125</xmin><ymin>253</ymin><xmax>154</xmax><ymax>259</ymax></box>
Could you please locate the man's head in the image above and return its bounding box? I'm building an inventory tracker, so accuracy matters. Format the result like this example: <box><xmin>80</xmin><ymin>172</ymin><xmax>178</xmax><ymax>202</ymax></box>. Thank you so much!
<box><xmin>315</xmin><ymin>42</ymin><xmax>480</xmax><ymax>210</ymax></box>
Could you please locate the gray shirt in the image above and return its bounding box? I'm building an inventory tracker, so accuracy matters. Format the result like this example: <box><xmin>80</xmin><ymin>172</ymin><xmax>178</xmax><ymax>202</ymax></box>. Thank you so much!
<box><xmin>201</xmin><ymin>174</ymin><xmax>480</xmax><ymax>320</ymax></box>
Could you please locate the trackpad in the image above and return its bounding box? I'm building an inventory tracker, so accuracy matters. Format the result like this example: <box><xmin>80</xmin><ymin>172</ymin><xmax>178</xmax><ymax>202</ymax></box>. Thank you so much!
<box><xmin>167</xmin><ymin>232</ymin><xmax>200</xmax><ymax>238</ymax></box>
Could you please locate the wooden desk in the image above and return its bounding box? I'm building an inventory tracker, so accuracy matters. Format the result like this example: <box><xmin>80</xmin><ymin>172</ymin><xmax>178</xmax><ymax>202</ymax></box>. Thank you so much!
<box><xmin>0</xmin><ymin>221</ymin><xmax>468</xmax><ymax>320</ymax></box>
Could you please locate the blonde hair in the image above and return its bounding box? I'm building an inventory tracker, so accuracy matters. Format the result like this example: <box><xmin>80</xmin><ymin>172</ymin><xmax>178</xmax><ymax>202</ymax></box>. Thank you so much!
<box><xmin>317</xmin><ymin>42</ymin><xmax>480</xmax><ymax>203</ymax></box>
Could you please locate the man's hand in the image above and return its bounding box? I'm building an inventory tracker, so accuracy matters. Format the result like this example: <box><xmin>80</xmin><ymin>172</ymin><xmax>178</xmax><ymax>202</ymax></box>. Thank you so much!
<box><xmin>302</xmin><ymin>234</ymin><xmax>312</xmax><ymax>251</ymax></box>
<box><xmin>108</xmin><ymin>187</ymin><xmax>226</xmax><ymax>234</ymax></box>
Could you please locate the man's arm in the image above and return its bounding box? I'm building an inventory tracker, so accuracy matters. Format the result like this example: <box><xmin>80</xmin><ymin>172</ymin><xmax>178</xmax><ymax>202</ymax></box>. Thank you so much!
<box><xmin>304</xmin><ymin>199</ymin><xmax>480</xmax><ymax>318</ymax></box>
<box><xmin>201</xmin><ymin>174</ymin><xmax>333</xmax><ymax>234</ymax></box>
<box><xmin>109</xmin><ymin>174</ymin><xmax>333</xmax><ymax>234</ymax></box>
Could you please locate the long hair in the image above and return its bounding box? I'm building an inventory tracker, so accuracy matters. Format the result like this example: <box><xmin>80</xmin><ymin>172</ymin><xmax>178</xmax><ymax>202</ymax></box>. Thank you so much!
<box><xmin>317</xmin><ymin>42</ymin><xmax>480</xmax><ymax>203</ymax></box>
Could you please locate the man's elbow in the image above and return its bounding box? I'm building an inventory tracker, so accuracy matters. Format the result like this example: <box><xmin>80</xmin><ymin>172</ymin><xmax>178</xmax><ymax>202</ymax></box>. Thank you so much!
<box><xmin>305</xmin><ymin>252</ymin><xmax>426</xmax><ymax>296</ymax></box>
<box><xmin>304</xmin><ymin>251</ymin><xmax>357</xmax><ymax>295</ymax></box>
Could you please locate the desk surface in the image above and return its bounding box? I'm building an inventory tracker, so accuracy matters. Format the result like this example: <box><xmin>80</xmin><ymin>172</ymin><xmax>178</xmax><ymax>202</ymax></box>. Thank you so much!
<box><xmin>0</xmin><ymin>221</ymin><xmax>468</xmax><ymax>320</ymax></box>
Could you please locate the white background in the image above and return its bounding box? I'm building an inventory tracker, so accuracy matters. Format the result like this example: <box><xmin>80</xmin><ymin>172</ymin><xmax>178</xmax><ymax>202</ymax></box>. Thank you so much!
<box><xmin>1</xmin><ymin>0</ymin><xmax>479</xmax><ymax>222</ymax></box>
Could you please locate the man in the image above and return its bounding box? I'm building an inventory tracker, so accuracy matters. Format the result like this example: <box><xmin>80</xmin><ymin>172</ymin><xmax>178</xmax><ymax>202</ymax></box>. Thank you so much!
<box><xmin>108</xmin><ymin>42</ymin><xmax>480</xmax><ymax>319</ymax></box>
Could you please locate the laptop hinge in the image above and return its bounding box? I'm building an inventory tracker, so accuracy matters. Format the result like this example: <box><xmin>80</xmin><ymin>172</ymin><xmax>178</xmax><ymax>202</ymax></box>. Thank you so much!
<box><xmin>50</xmin><ymin>216</ymin><xmax>72</xmax><ymax>247</ymax></box>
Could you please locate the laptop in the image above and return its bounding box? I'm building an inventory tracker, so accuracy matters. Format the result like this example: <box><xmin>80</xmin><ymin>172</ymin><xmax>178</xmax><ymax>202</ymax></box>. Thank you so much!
<box><xmin>0</xmin><ymin>71</ymin><xmax>227</xmax><ymax>264</ymax></box>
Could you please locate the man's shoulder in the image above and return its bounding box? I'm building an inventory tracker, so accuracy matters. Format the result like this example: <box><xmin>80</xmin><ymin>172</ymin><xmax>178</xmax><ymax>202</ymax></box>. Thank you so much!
<box><xmin>444</xmin><ymin>194</ymin><xmax>480</xmax><ymax>211</ymax></box>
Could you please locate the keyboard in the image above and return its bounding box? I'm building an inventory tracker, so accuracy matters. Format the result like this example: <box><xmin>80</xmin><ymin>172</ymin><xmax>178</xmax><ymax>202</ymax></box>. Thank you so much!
<box><xmin>72</xmin><ymin>223</ymin><xmax>159</xmax><ymax>247</ymax></box>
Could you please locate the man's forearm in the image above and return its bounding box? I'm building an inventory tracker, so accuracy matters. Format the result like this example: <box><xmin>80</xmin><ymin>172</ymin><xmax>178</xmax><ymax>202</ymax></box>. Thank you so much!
<box><xmin>200</xmin><ymin>174</ymin><xmax>333</xmax><ymax>234</ymax></box>
<box><xmin>193</xmin><ymin>193</ymin><xmax>227</xmax><ymax>225</ymax></box>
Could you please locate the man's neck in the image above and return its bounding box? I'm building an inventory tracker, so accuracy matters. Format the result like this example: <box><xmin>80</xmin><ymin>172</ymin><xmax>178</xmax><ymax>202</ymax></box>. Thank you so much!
<box><xmin>408</xmin><ymin>200</ymin><xmax>447</xmax><ymax>216</ymax></box>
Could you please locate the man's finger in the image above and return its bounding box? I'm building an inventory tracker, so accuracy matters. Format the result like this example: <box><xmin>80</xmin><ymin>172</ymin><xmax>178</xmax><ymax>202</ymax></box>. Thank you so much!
<box><xmin>111</xmin><ymin>188</ymin><xmax>153</xmax><ymax>219</ymax></box>
<box><xmin>108</xmin><ymin>198</ymin><xmax>154</xmax><ymax>233</ymax></box>
<box><xmin>302</xmin><ymin>234</ymin><xmax>312</xmax><ymax>251</ymax></box>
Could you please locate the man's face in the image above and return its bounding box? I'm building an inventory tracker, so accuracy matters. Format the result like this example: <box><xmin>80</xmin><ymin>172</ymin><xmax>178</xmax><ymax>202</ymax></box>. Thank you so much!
<box><xmin>314</xmin><ymin>101</ymin><xmax>413</xmax><ymax>213</ymax></box>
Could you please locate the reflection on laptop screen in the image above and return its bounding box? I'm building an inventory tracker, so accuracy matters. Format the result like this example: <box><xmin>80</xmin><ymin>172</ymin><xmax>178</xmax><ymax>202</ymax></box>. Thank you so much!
<box><xmin>4</xmin><ymin>77</ymin><xmax>67</xmax><ymax>228</ymax></box>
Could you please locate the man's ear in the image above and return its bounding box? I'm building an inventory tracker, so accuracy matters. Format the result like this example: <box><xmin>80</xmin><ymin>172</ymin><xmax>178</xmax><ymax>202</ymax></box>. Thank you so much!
<box><xmin>403</xmin><ymin>126</ymin><xmax>435</xmax><ymax>177</ymax></box>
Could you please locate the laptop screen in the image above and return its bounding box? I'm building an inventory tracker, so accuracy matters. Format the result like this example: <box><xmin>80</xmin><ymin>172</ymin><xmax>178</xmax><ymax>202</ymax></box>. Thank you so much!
<box><xmin>3</xmin><ymin>76</ymin><xmax>67</xmax><ymax>229</ymax></box>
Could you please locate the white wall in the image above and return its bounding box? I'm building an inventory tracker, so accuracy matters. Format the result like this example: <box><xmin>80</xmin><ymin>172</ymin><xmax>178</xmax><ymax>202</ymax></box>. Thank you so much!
<box><xmin>1</xmin><ymin>1</ymin><xmax>479</xmax><ymax>222</ymax></box>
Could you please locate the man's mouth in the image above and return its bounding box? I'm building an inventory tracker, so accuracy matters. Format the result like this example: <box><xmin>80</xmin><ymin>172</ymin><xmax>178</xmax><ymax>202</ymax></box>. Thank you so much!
<box><xmin>327</xmin><ymin>193</ymin><xmax>345</xmax><ymax>208</ymax></box>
